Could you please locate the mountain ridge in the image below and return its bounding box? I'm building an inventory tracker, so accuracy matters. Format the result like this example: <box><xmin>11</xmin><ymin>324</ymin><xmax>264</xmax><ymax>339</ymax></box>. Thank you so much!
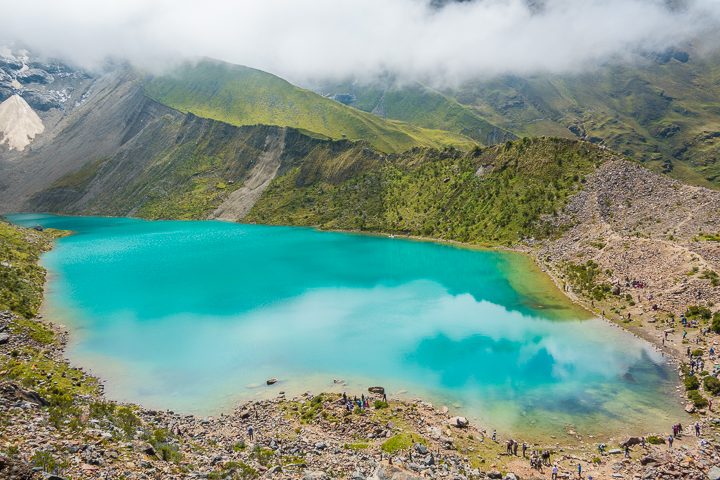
<box><xmin>143</xmin><ymin>59</ymin><xmax>479</xmax><ymax>154</ymax></box>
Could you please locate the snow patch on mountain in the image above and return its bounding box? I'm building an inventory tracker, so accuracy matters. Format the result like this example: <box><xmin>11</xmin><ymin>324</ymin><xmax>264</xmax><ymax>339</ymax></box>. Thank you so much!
<box><xmin>0</xmin><ymin>94</ymin><xmax>44</xmax><ymax>151</ymax></box>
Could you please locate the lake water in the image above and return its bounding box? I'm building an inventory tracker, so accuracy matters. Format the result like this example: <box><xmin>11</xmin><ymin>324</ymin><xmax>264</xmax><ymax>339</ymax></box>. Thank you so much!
<box><xmin>8</xmin><ymin>213</ymin><xmax>683</xmax><ymax>438</ymax></box>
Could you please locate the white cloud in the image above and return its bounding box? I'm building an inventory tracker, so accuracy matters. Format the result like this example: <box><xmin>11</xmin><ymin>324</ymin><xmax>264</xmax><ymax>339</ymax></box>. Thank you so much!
<box><xmin>1</xmin><ymin>0</ymin><xmax>719</xmax><ymax>84</ymax></box>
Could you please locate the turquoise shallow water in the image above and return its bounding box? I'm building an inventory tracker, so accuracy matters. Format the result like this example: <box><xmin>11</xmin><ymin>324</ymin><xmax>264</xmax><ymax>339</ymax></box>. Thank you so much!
<box><xmin>8</xmin><ymin>214</ymin><xmax>683</xmax><ymax>437</ymax></box>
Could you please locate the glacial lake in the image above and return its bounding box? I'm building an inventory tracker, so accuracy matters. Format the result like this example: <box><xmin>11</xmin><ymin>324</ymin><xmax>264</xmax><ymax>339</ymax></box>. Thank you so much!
<box><xmin>8</xmin><ymin>213</ymin><xmax>683</xmax><ymax>438</ymax></box>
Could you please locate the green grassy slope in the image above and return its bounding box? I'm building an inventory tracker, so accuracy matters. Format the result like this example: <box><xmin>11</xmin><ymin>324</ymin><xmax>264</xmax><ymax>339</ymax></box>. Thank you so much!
<box><xmin>449</xmin><ymin>53</ymin><xmax>720</xmax><ymax>187</ymax></box>
<box><xmin>313</xmin><ymin>80</ymin><xmax>515</xmax><ymax>145</ymax></box>
<box><xmin>144</xmin><ymin>60</ymin><xmax>477</xmax><ymax>154</ymax></box>
<box><xmin>0</xmin><ymin>221</ymin><xmax>58</xmax><ymax>318</ymax></box>
<box><xmin>247</xmin><ymin>137</ymin><xmax>616</xmax><ymax>245</ymax></box>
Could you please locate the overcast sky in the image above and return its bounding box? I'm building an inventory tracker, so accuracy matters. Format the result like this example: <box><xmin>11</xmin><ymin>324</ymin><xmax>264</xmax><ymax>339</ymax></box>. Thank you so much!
<box><xmin>1</xmin><ymin>0</ymin><xmax>720</xmax><ymax>85</ymax></box>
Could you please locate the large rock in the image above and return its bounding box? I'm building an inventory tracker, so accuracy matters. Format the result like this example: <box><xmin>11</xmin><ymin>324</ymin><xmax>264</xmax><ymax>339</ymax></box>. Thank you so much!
<box><xmin>0</xmin><ymin>332</ymin><xmax>9</xmax><ymax>344</ymax></box>
<box><xmin>640</xmin><ymin>456</ymin><xmax>657</xmax><ymax>466</ymax></box>
<box><xmin>20</xmin><ymin>89</ymin><xmax>62</xmax><ymax>111</ymax></box>
<box><xmin>304</xmin><ymin>472</ymin><xmax>330</xmax><ymax>480</ymax></box>
<box><xmin>16</xmin><ymin>68</ymin><xmax>53</xmax><ymax>85</ymax></box>
<box><xmin>370</xmin><ymin>464</ymin><xmax>422</xmax><ymax>480</ymax></box>
<box><xmin>368</xmin><ymin>386</ymin><xmax>385</xmax><ymax>394</ymax></box>
<box><xmin>0</xmin><ymin>57</ymin><xmax>23</xmax><ymax>71</ymax></box>
<box><xmin>448</xmin><ymin>416</ymin><xmax>469</xmax><ymax>428</ymax></box>
<box><xmin>621</xmin><ymin>436</ymin><xmax>642</xmax><ymax>447</ymax></box>
<box><xmin>708</xmin><ymin>466</ymin><xmax>720</xmax><ymax>480</ymax></box>
<box><xmin>0</xmin><ymin>382</ymin><xmax>49</xmax><ymax>406</ymax></box>
<box><xmin>0</xmin><ymin>454</ymin><xmax>35</xmax><ymax>479</ymax></box>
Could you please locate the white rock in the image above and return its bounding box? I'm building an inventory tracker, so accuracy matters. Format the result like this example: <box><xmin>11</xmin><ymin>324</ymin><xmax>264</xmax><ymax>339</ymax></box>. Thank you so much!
<box><xmin>0</xmin><ymin>94</ymin><xmax>44</xmax><ymax>151</ymax></box>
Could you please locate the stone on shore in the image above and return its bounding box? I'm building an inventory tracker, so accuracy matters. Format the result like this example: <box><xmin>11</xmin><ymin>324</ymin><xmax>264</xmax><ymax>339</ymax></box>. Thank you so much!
<box><xmin>448</xmin><ymin>416</ymin><xmax>469</xmax><ymax>428</ymax></box>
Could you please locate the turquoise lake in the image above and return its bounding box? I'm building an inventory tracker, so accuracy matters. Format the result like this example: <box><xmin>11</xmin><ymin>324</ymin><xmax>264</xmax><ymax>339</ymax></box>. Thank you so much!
<box><xmin>8</xmin><ymin>214</ymin><xmax>683</xmax><ymax>438</ymax></box>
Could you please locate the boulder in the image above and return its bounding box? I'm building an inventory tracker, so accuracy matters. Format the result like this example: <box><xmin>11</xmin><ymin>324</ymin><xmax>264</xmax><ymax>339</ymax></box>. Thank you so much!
<box><xmin>448</xmin><ymin>416</ymin><xmax>469</xmax><ymax>428</ymax></box>
<box><xmin>608</xmin><ymin>448</ymin><xmax>623</xmax><ymax>455</ymax></box>
<box><xmin>266</xmin><ymin>378</ymin><xmax>278</xmax><ymax>385</ymax></box>
<box><xmin>504</xmin><ymin>474</ymin><xmax>518</xmax><ymax>480</ymax></box>
<box><xmin>16</xmin><ymin>68</ymin><xmax>53</xmax><ymax>84</ymax></box>
<box><xmin>708</xmin><ymin>466</ymin><xmax>720</xmax><ymax>480</ymax></box>
<box><xmin>487</xmin><ymin>471</ymin><xmax>503</xmax><ymax>479</ymax></box>
<box><xmin>414</xmin><ymin>443</ymin><xmax>428</xmax><ymax>455</ymax></box>
<box><xmin>0</xmin><ymin>382</ymin><xmax>49</xmax><ymax>406</ymax></box>
<box><xmin>621</xmin><ymin>436</ymin><xmax>642</xmax><ymax>447</ymax></box>
<box><xmin>304</xmin><ymin>472</ymin><xmax>330</xmax><ymax>480</ymax></box>
<box><xmin>20</xmin><ymin>89</ymin><xmax>62</xmax><ymax>111</ymax></box>
<box><xmin>0</xmin><ymin>333</ymin><xmax>9</xmax><ymax>345</ymax></box>
<box><xmin>0</xmin><ymin>57</ymin><xmax>23</xmax><ymax>70</ymax></box>
<box><xmin>368</xmin><ymin>386</ymin><xmax>385</xmax><ymax>394</ymax></box>
<box><xmin>138</xmin><ymin>442</ymin><xmax>155</xmax><ymax>456</ymax></box>
<box><xmin>640</xmin><ymin>456</ymin><xmax>657</xmax><ymax>466</ymax></box>
<box><xmin>685</xmin><ymin>403</ymin><xmax>696</xmax><ymax>414</ymax></box>
<box><xmin>371</xmin><ymin>464</ymin><xmax>422</xmax><ymax>480</ymax></box>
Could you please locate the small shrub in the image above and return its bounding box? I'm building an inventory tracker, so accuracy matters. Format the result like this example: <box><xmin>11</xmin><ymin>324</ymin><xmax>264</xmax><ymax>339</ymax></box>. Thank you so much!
<box><xmin>684</xmin><ymin>375</ymin><xmax>700</xmax><ymax>391</ymax></box>
<box><xmin>373</xmin><ymin>400</ymin><xmax>388</xmax><ymax>409</ymax></box>
<box><xmin>251</xmin><ymin>446</ymin><xmax>274</xmax><ymax>467</ymax></box>
<box><xmin>115</xmin><ymin>406</ymin><xmax>141</xmax><ymax>439</ymax></box>
<box><xmin>687</xmin><ymin>390</ymin><xmax>708</xmax><ymax>408</ymax></box>
<box><xmin>31</xmin><ymin>451</ymin><xmax>62</xmax><ymax>474</ymax></box>
<box><xmin>685</xmin><ymin>305</ymin><xmax>712</xmax><ymax>321</ymax></box>
<box><xmin>646</xmin><ymin>435</ymin><xmax>665</xmax><ymax>445</ymax></box>
<box><xmin>704</xmin><ymin>376</ymin><xmax>720</xmax><ymax>396</ymax></box>
<box><xmin>711</xmin><ymin>312</ymin><xmax>720</xmax><ymax>334</ymax></box>
<box><xmin>692</xmin><ymin>349</ymin><xmax>704</xmax><ymax>357</ymax></box>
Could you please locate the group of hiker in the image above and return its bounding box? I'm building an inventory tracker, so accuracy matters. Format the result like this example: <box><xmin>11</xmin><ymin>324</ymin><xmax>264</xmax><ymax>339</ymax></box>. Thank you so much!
<box><xmin>500</xmin><ymin>438</ymin><xmax>552</xmax><ymax>473</ymax></box>
<box><xmin>342</xmin><ymin>391</ymin><xmax>386</xmax><ymax>412</ymax></box>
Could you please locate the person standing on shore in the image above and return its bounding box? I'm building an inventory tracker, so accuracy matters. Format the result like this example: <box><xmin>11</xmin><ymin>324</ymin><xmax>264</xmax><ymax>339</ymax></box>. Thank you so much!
<box><xmin>551</xmin><ymin>464</ymin><xmax>558</xmax><ymax>480</ymax></box>
<box><xmin>577</xmin><ymin>462</ymin><xmax>582</xmax><ymax>478</ymax></box>
<box><xmin>695</xmin><ymin>422</ymin><xmax>701</xmax><ymax>437</ymax></box>
<box><xmin>522</xmin><ymin>442</ymin><xmax>527</xmax><ymax>457</ymax></box>
<box><xmin>247</xmin><ymin>425</ymin><xmax>254</xmax><ymax>441</ymax></box>
<box><xmin>668</xmin><ymin>435</ymin><xmax>673</xmax><ymax>448</ymax></box>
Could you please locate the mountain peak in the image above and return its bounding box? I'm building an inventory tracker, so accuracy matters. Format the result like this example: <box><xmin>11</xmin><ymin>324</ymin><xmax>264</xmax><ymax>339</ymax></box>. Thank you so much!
<box><xmin>0</xmin><ymin>94</ymin><xmax>44</xmax><ymax>151</ymax></box>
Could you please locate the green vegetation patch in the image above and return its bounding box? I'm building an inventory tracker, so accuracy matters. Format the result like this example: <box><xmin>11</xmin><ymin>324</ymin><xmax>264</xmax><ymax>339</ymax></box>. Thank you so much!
<box><xmin>381</xmin><ymin>433</ymin><xmax>425</xmax><ymax>454</ymax></box>
<box><xmin>685</xmin><ymin>305</ymin><xmax>712</xmax><ymax>321</ymax></box>
<box><xmin>687</xmin><ymin>389</ymin><xmax>708</xmax><ymax>408</ymax></box>
<box><xmin>208</xmin><ymin>461</ymin><xmax>259</xmax><ymax>480</ymax></box>
<box><xmin>704</xmin><ymin>376</ymin><xmax>720</xmax><ymax>396</ymax></box>
<box><xmin>563</xmin><ymin>260</ymin><xmax>614</xmax><ymax>301</ymax></box>
<box><xmin>249</xmin><ymin>137</ymin><xmax>614</xmax><ymax>245</ymax></box>
<box><xmin>0</xmin><ymin>221</ymin><xmax>58</xmax><ymax>318</ymax></box>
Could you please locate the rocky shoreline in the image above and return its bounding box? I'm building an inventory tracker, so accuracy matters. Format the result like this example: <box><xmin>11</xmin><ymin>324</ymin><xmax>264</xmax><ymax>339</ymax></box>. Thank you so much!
<box><xmin>2</xmin><ymin>306</ymin><xmax>720</xmax><ymax>480</ymax></box>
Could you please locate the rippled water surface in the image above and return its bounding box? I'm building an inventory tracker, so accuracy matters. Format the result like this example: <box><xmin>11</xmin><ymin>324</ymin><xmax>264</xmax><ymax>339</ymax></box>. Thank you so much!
<box><xmin>8</xmin><ymin>214</ymin><xmax>683</xmax><ymax>437</ymax></box>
